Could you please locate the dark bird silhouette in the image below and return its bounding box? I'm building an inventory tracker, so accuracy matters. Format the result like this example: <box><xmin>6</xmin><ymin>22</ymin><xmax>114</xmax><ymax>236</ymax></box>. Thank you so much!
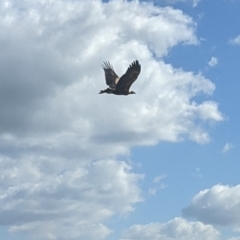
<box><xmin>99</xmin><ymin>60</ymin><xmax>141</xmax><ymax>95</ymax></box>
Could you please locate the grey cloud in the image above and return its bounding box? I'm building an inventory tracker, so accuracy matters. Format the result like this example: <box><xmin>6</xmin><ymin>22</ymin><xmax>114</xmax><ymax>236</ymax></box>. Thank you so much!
<box><xmin>182</xmin><ymin>184</ymin><xmax>240</xmax><ymax>228</ymax></box>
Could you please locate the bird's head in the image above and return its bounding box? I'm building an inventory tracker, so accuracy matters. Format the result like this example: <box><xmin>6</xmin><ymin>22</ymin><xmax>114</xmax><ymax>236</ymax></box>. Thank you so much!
<box><xmin>129</xmin><ymin>91</ymin><xmax>136</xmax><ymax>94</ymax></box>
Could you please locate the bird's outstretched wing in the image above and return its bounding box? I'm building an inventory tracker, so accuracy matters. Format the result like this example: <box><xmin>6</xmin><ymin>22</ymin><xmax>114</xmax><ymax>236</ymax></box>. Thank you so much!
<box><xmin>115</xmin><ymin>60</ymin><xmax>141</xmax><ymax>93</ymax></box>
<box><xmin>102</xmin><ymin>61</ymin><xmax>119</xmax><ymax>89</ymax></box>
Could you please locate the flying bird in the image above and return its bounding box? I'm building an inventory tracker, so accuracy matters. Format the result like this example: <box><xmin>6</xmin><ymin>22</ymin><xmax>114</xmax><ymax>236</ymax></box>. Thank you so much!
<box><xmin>99</xmin><ymin>60</ymin><xmax>141</xmax><ymax>95</ymax></box>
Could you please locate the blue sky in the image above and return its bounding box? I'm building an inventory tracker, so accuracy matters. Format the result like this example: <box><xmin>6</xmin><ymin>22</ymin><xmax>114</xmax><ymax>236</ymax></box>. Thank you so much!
<box><xmin>0</xmin><ymin>0</ymin><xmax>240</xmax><ymax>240</ymax></box>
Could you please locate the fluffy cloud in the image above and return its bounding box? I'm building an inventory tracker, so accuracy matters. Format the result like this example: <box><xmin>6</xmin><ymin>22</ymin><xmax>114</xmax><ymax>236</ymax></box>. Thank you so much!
<box><xmin>121</xmin><ymin>217</ymin><xmax>220</xmax><ymax>240</ymax></box>
<box><xmin>182</xmin><ymin>184</ymin><xmax>240</xmax><ymax>228</ymax></box>
<box><xmin>0</xmin><ymin>0</ymin><xmax>221</xmax><ymax>149</ymax></box>
<box><xmin>208</xmin><ymin>57</ymin><xmax>219</xmax><ymax>67</ymax></box>
<box><xmin>0</xmin><ymin>156</ymin><xmax>142</xmax><ymax>239</ymax></box>
<box><xmin>0</xmin><ymin>0</ymin><xmax>222</xmax><ymax>239</ymax></box>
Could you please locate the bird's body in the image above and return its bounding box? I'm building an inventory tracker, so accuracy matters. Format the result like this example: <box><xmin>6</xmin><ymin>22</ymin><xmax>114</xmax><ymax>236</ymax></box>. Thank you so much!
<box><xmin>99</xmin><ymin>60</ymin><xmax>141</xmax><ymax>95</ymax></box>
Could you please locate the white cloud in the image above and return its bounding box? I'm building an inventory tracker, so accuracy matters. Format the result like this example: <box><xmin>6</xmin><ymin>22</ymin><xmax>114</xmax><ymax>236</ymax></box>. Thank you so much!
<box><xmin>182</xmin><ymin>184</ymin><xmax>240</xmax><ymax>228</ymax></box>
<box><xmin>208</xmin><ymin>57</ymin><xmax>219</xmax><ymax>67</ymax></box>
<box><xmin>153</xmin><ymin>174</ymin><xmax>166</xmax><ymax>184</ymax></box>
<box><xmin>222</xmin><ymin>143</ymin><xmax>234</xmax><ymax>153</ymax></box>
<box><xmin>148</xmin><ymin>174</ymin><xmax>167</xmax><ymax>195</ymax></box>
<box><xmin>0</xmin><ymin>0</ymin><xmax>222</xmax><ymax>239</ymax></box>
<box><xmin>0</xmin><ymin>156</ymin><xmax>142</xmax><ymax>239</ymax></box>
<box><xmin>192</xmin><ymin>0</ymin><xmax>201</xmax><ymax>7</ymax></box>
<box><xmin>229</xmin><ymin>35</ymin><xmax>240</xmax><ymax>45</ymax></box>
<box><xmin>121</xmin><ymin>217</ymin><xmax>220</xmax><ymax>240</ymax></box>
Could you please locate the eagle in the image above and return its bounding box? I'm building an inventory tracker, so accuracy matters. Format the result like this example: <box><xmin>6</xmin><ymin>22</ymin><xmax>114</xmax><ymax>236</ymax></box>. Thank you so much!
<box><xmin>99</xmin><ymin>60</ymin><xmax>141</xmax><ymax>95</ymax></box>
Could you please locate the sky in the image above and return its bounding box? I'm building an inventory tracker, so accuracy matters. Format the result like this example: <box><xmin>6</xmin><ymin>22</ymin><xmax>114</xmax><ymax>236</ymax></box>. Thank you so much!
<box><xmin>0</xmin><ymin>0</ymin><xmax>240</xmax><ymax>239</ymax></box>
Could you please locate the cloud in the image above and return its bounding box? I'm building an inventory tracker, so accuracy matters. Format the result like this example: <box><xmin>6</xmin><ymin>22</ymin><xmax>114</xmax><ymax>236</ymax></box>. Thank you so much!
<box><xmin>208</xmin><ymin>57</ymin><xmax>219</xmax><ymax>67</ymax></box>
<box><xmin>162</xmin><ymin>0</ymin><xmax>201</xmax><ymax>7</ymax></box>
<box><xmin>182</xmin><ymin>184</ymin><xmax>240</xmax><ymax>228</ymax></box>
<box><xmin>229</xmin><ymin>35</ymin><xmax>240</xmax><ymax>45</ymax></box>
<box><xmin>121</xmin><ymin>217</ymin><xmax>220</xmax><ymax>240</ymax></box>
<box><xmin>222</xmin><ymin>143</ymin><xmax>234</xmax><ymax>153</ymax></box>
<box><xmin>0</xmin><ymin>0</ymin><xmax>222</xmax><ymax>239</ymax></box>
<box><xmin>192</xmin><ymin>0</ymin><xmax>201</xmax><ymax>7</ymax></box>
<box><xmin>0</xmin><ymin>157</ymin><xmax>142</xmax><ymax>239</ymax></box>
<box><xmin>148</xmin><ymin>174</ymin><xmax>167</xmax><ymax>195</ymax></box>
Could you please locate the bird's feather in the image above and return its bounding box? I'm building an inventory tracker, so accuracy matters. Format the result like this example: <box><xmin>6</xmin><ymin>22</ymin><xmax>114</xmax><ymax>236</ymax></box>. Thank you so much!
<box><xmin>115</xmin><ymin>60</ymin><xmax>141</xmax><ymax>93</ymax></box>
<box><xmin>101</xmin><ymin>61</ymin><xmax>119</xmax><ymax>89</ymax></box>
<box><xmin>100</xmin><ymin>60</ymin><xmax>141</xmax><ymax>95</ymax></box>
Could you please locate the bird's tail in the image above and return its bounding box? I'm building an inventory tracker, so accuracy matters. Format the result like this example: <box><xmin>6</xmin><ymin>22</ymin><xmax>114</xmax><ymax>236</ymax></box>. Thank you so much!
<box><xmin>99</xmin><ymin>88</ymin><xmax>113</xmax><ymax>94</ymax></box>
